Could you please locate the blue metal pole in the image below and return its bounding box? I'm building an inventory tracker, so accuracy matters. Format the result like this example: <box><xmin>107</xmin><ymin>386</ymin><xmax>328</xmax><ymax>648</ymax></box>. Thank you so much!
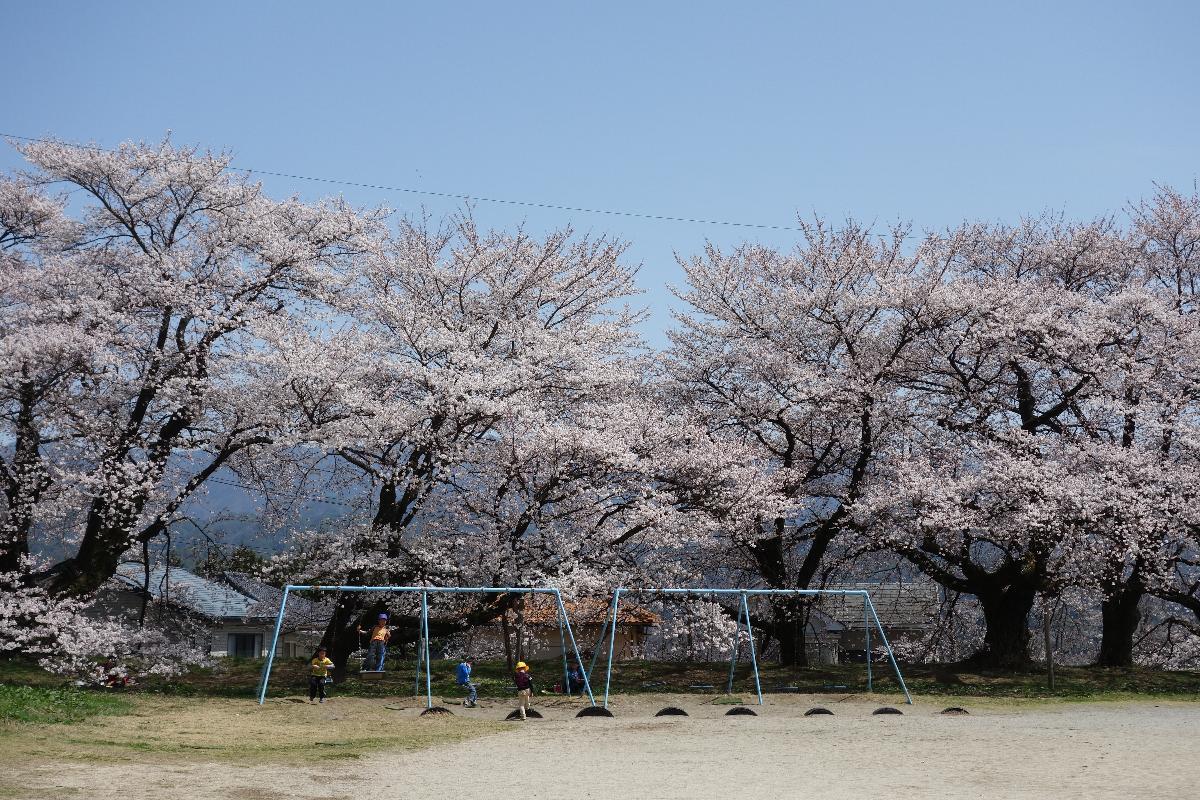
<box><xmin>866</xmin><ymin>594</ymin><xmax>913</xmax><ymax>705</ymax></box>
<box><xmin>602</xmin><ymin>588</ymin><xmax>622</xmax><ymax>708</ymax></box>
<box><xmin>414</xmin><ymin>640</ymin><xmax>423</xmax><ymax>697</ymax></box>
<box><xmin>586</xmin><ymin>612</ymin><xmax>610</xmax><ymax>683</ymax></box>
<box><xmin>726</xmin><ymin>595</ymin><xmax>744</xmax><ymax>695</ymax></box>
<box><xmin>557</xmin><ymin>602</ymin><xmax>570</xmax><ymax>696</ymax></box>
<box><xmin>864</xmin><ymin>591</ymin><xmax>873</xmax><ymax>693</ymax></box>
<box><xmin>413</xmin><ymin>595</ymin><xmax>423</xmax><ymax>695</ymax></box>
<box><xmin>554</xmin><ymin>590</ymin><xmax>596</xmax><ymax>706</ymax></box>
<box><xmin>421</xmin><ymin>590</ymin><xmax>432</xmax><ymax>709</ymax></box>
<box><xmin>741</xmin><ymin>593</ymin><xmax>763</xmax><ymax>706</ymax></box>
<box><xmin>414</xmin><ymin>593</ymin><xmax>423</xmax><ymax>695</ymax></box>
<box><xmin>257</xmin><ymin>586</ymin><xmax>291</xmax><ymax>705</ymax></box>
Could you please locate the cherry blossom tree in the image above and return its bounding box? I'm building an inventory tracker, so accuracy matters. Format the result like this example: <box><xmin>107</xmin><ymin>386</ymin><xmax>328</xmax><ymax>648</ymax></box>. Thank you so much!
<box><xmin>662</xmin><ymin>220</ymin><xmax>953</xmax><ymax>665</ymax></box>
<box><xmin>266</xmin><ymin>214</ymin><xmax>649</xmax><ymax>670</ymax></box>
<box><xmin>0</xmin><ymin>136</ymin><xmax>377</xmax><ymax>606</ymax></box>
<box><xmin>1121</xmin><ymin>185</ymin><xmax>1200</xmax><ymax>656</ymax></box>
<box><xmin>862</xmin><ymin>209</ymin><xmax>1200</xmax><ymax>668</ymax></box>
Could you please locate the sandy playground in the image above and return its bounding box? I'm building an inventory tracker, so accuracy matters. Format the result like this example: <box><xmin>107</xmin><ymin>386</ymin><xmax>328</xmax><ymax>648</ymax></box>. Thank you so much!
<box><xmin>6</xmin><ymin>692</ymin><xmax>1198</xmax><ymax>800</ymax></box>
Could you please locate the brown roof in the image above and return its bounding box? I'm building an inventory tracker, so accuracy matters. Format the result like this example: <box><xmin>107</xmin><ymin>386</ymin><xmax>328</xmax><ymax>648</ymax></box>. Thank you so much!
<box><xmin>520</xmin><ymin>596</ymin><xmax>660</xmax><ymax>626</ymax></box>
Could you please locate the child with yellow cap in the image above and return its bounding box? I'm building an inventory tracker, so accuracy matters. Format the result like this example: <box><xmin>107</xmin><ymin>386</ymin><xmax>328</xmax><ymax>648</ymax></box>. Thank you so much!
<box><xmin>514</xmin><ymin>661</ymin><xmax>534</xmax><ymax>720</ymax></box>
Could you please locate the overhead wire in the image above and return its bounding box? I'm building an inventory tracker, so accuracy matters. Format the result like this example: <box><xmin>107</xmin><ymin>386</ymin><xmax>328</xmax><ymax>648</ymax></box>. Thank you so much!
<box><xmin>207</xmin><ymin>476</ymin><xmax>364</xmax><ymax>510</ymax></box>
<box><xmin>0</xmin><ymin>131</ymin><xmax>806</xmax><ymax>233</ymax></box>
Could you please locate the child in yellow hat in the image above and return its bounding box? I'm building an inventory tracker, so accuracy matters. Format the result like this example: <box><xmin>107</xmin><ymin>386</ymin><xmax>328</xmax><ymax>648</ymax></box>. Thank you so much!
<box><xmin>514</xmin><ymin>662</ymin><xmax>533</xmax><ymax>720</ymax></box>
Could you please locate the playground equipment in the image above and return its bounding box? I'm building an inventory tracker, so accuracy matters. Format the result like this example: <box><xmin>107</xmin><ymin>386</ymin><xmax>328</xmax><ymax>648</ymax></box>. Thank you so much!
<box><xmin>256</xmin><ymin>585</ymin><xmax>596</xmax><ymax>709</ymax></box>
<box><xmin>594</xmin><ymin>587</ymin><xmax>913</xmax><ymax>708</ymax></box>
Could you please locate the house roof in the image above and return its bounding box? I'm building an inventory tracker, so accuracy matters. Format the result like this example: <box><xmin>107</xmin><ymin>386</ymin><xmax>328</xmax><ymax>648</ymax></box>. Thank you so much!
<box><xmin>221</xmin><ymin>571</ymin><xmax>330</xmax><ymax>627</ymax></box>
<box><xmin>111</xmin><ymin>564</ymin><xmax>329</xmax><ymax>627</ymax></box>
<box><xmin>814</xmin><ymin>582</ymin><xmax>941</xmax><ymax>629</ymax></box>
<box><xmin>520</xmin><ymin>596</ymin><xmax>660</xmax><ymax>626</ymax></box>
<box><xmin>113</xmin><ymin>564</ymin><xmax>257</xmax><ymax>620</ymax></box>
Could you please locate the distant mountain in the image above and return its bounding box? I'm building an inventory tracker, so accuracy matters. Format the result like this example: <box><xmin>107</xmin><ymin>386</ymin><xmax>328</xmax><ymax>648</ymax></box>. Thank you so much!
<box><xmin>30</xmin><ymin>466</ymin><xmax>368</xmax><ymax>567</ymax></box>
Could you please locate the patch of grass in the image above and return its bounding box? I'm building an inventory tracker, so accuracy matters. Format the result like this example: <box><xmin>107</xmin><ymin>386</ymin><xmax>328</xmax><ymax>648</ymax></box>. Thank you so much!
<box><xmin>0</xmin><ymin>694</ymin><xmax>505</xmax><ymax>774</ymax></box>
<box><xmin>0</xmin><ymin>659</ymin><xmax>70</xmax><ymax>688</ymax></box>
<box><xmin>4</xmin><ymin>654</ymin><xmax>1198</xmax><ymax>702</ymax></box>
<box><xmin>897</xmin><ymin>663</ymin><xmax>1200</xmax><ymax>700</ymax></box>
<box><xmin>593</xmin><ymin>659</ymin><xmax>1200</xmax><ymax>701</ymax></box>
<box><xmin>0</xmin><ymin>684</ymin><xmax>131</xmax><ymax>724</ymax></box>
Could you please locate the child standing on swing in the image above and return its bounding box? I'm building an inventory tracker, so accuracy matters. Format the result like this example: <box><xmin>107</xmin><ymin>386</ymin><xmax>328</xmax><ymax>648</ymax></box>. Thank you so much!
<box><xmin>357</xmin><ymin>613</ymin><xmax>391</xmax><ymax>671</ymax></box>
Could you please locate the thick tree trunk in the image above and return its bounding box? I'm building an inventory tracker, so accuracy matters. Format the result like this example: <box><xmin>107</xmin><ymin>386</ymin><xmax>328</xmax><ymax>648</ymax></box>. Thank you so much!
<box><xmin>501</xmin><ymin>611</ymin><xmax>515</xmax><ymax>672</ymax></box>
<box><xmin>0</xmin><ymin>384</ymin><xmax>48</xmax><ymax>574</ymax></box>
<box><xmin>772</xmin><ymin>600</ymin><xmax>810</xmax><ymax>667</ymax></box>
<box><xmin>1098</xmin><ymin>574</ymin><xmax>1144</xmax><ymax>668</ymax></box>
<box><xmin>45</xmin><ymin>512</ymin><xmax>139</xmax><ymax>596</ymax></box>
<box><xmin>974</xmin><ymin>584</ymin><xmax>1037</xmax><ymax>668</ymax></box>
<box><xmin>322</xmin><ymin>483</ymin><xmax>406</xmax><ymax>680</ymax></box>
<box><xmin>322</xmin><ymin>579</ymin><xmax>390</xmax><ymax>682</ymax></box>
<box><xmin>323</xmin><ymin>593</ymin><xmax>363</xmax><ymax>682</ymax></box>
<box><xmin>515</xmin><ymin>599</ymin><xmax>527</xmax><ymax>664</ymax></box>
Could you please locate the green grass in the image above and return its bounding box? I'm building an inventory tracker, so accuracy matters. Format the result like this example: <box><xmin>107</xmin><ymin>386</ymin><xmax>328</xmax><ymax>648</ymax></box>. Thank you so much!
<box><xmin>3</xmin><ymin>654</ymin><xmax>1197</xmax><ymax>703</ymax></box>
<box><xmin>898</xmin><ymin>663</ymin><xmax>1200</xmax><ymax>700</ymax></box>
<box><xmin>0</xmin><ymin>684</ymin><xmax>132</xmax><ymax>725</ymax></box>
<box><xmin>184</xmin><ymin>656</ymin><xmax>1200</xmax><ymax>702</ymax></box>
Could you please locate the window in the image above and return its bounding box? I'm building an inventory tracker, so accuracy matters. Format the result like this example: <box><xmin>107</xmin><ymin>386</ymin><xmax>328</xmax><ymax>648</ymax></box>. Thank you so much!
<box><xmin>228</xmin><ymin>633</ymin><xmax>260</xmax><ymax>658</ymax></box>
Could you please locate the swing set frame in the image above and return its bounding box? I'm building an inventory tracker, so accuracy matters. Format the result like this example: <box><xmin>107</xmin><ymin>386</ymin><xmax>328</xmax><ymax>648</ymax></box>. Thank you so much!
<box><xmin>256</xmin><ymin>585</ymin><xmax>597</xmax><ymax>707</ymax></box>
<box><xmin>592</xmin><ymin>587</ymin><xmax>913</xmax><ymax>708</ymax></box>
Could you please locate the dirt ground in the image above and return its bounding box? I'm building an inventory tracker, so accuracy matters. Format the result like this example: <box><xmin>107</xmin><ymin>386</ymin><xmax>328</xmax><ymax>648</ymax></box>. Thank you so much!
<box><xmin>6</xmin><ymin>692</ymin><xmax>1198</xmax><ymax>800</ymax></box>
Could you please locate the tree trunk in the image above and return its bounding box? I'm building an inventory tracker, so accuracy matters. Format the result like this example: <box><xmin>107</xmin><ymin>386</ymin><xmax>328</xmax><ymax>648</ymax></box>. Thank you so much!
<box><xmin>1098</xmin><ymin>575</ymin><xmax>1144</xmax><ymax>668</ymax></box>
<box><xmin>46</xmin><ymin>513</ymin><xmax>136</xmax><ymax>596</ymax></box>
<box><xmin>0</xmin><ymin>384</ymin><xmax>48</xmax><ymax>574</ymax></box>
<box><xmin>322</xmin><ymin>589</ymin><xmax>375</xmax><ymax>682</ymax></box>
<box><xmin>320</xmin><ymin>483</ymin><xmax>411</xmax><ymax>680</ymax></box>
<box><xmin>515</xmin><ymin>598</ymin><xmax>526</xmax><ymax>663</ymax></box>
<box><xmin>974</xmin><ymin>584</ymin><xmax>1037</xmax><ymax>668</ymax></box>
<box><xmin>772</xmin><ymin>601</ymin><xmax>810</xmax><ymax>667</ymax></box>
<box><xmin>501</xmin><ymin>611</ymin><xmax>515</xmax><ymax>672</ymax></box>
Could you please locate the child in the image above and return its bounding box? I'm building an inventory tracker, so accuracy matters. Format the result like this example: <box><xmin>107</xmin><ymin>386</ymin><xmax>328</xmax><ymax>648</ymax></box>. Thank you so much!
<box><xmin>357</xmin><ymin>613</ymin><xmax>391</xmax><ymax>671</ymax></box>
<box><xmin>514</xmin><ymin>661</ymin><xmax>534</xmax><ymax>720</ymax></box>
<box><xmin>456</xmin><ymin>656</ymin><xmax>477</xmax><ymax>707</ymax></box>
<box><xmin>567</xmin><ymin>659</ymin><xmax>587</xmax><ymax>695</ymax></box>
<box><xmin>309</xmin><ymin>646</ymin><xmax>334</xmax><ymax>703</ymax></box>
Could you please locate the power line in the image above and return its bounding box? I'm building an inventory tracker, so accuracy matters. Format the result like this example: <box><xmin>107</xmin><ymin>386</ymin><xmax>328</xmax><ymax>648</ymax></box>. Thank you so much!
<box><xmin>208</xmin><ymin>476</ymin><xmax>364</xmax><ymax>510</ymax></box>
<box><xmin>0</xmin><ymin>131</ymin><xmax>805</xmax><ymax>233</ymax></box>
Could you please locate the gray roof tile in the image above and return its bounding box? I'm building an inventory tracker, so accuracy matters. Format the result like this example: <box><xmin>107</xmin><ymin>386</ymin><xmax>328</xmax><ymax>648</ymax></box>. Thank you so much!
<box><xmin>113</xmin><ymin>564</ymin><xmax>257</xmax><ymax>620</ymax></box>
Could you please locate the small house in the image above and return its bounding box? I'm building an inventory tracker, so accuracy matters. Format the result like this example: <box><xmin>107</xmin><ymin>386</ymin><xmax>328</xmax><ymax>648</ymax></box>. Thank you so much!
<box><xmin>467</xmin><ymin>597</ymin><xmax>660</xmax><ymax>661</ymax></box>
<box><xmin>813</xmin><ymin>581</ymin><xmax>940</xmax><ymax>662</ymax></box>
<box><xmin>101</xmin><ymin>564</ymin><xmax>329</xmax><ymax>658</ymax></box>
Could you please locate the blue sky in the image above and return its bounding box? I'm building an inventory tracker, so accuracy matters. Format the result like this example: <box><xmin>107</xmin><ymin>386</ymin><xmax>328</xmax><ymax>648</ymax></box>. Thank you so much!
<box><xmin>4</xmin><ymin>0</ymin><xmax>1198</xmax><ymax>344</ymax></box>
